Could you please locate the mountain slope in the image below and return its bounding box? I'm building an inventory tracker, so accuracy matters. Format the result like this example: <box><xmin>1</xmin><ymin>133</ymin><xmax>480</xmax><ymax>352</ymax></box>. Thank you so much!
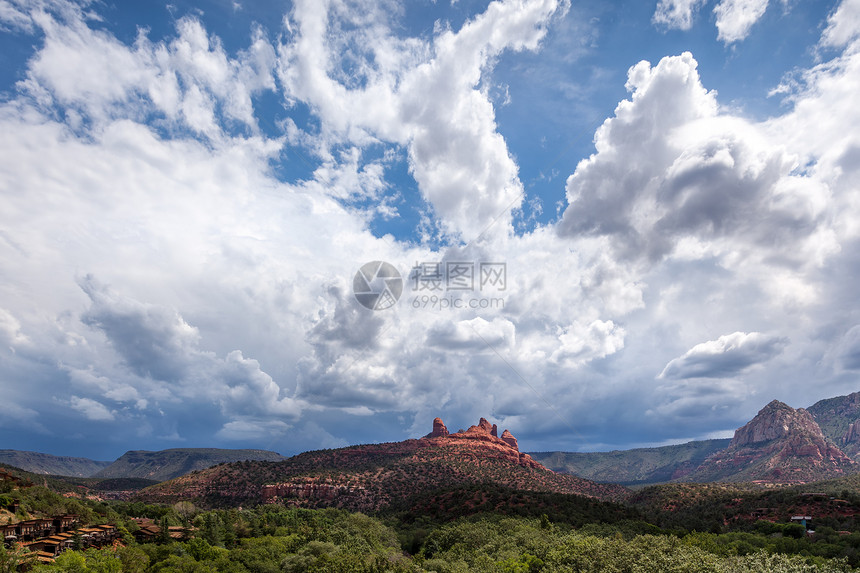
<box><xmin>630</xmin><ymin>478</ymin><xmax>860</xmax><ymax>532</ymax></box>
<box><xmin>136</xmin><ymin>417</ymin><xmax>630</xmax><ymax>510</ymax></box>
<box><xmin>93</xmin><ymin>448</ymin><xmax>286</xmax><ymax>481</ymax></box>
<box><xmin>682</xmin><ymin>400</ymin><xmax>857</xmax><ymax>483</ymax></box>
<box><xmin>0</xmin><ymin>449</ymin><xmax>110</xmax><ymax>477</ymax></box>
<box><xmin>529</xmin><ymin>439</ymin><xmax>731</xmax><ymax>486</ymax></box>
<box><xmin>808</xmin><ymin>391</ymin><xmax>860</xmax><ymax>461</ymax></box>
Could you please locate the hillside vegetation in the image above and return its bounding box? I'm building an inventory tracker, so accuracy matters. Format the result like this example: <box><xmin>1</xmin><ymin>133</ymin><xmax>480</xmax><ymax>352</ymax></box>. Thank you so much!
<box><xmin>135</xmin><ymin>438</ymin><xmax>629</xmax><ymax>510</ymax></box>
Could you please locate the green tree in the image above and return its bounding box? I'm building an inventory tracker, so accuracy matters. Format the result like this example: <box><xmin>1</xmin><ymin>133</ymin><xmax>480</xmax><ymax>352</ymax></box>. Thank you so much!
<box><xmin>184</xmin><ymin>538</ymin><xmax>227</xmax><ymax>563</ymax></box>
<box><xmin>172</xmin><ymin>502</ymin><xmax>199</xmax><ymax>525</ymax></box>
<box><xmin>71</xmin><ymin>531</ymin><xmax>84</xmax><ymax>552</ymax></box>
<box><xmin>115</xmin><ymin>547</ymin><xmax>149</xmax><ymax>573</ymax></box>
<box><xmin>539</xmin><ymin>514</ymin><xmax>552</xmax><ymax>531</ymax></box>
<box><xmin>81</xmin><ymin>549</ymin><xmax>121</xmax><ymax>573</ymax></box>
<box><xmin>1</xmin><ymin>545</ymin><xmax>34</xmax><ymax>573</ymax></box>
<box><xmin>51</xmin><ymin>551</ymin><xmax>88</xmax><ymax>573</ymax></box>
<box><xmin>158</xmin><ymin>516</ymin><xmax>171</xmax><ymax>544</ymax></box>
<box><xmin>499</xmin><ymin>553</ymin><xmax>544</xmax><ymax>572</ymax></box>
<box><xmin>199</xmin><ymin>513</ymin><xmax>222</xmax><ymax>547</ymax></box>
<box><xmin>150</xmin><ymin>554</ymin><xmax>217</xmax><ymax>573</ymax></box>
<box><xmin>222</xmin><ymin>517</ymin><xmax>236</xmax><ymax>549</ymax></box>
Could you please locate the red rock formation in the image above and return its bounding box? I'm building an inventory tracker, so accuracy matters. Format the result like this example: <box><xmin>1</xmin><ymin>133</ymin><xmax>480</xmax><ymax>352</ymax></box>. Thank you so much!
<box><xmin>464</xmin><ymin>418</ymin><xmax>495</xmax><ymax>436</ymax></box>
<box><xmin>685</xmin><ymin>400</ymin><xmax>856</xmax><ymax>483</ymax></box>
<box><xmin>500</xmin><ymin>429</ymin><xmax>519</xmax><ymax>451</ymax></box>
<box><xmin>421</xmin><ymin>416</ymin><xmax>534</xmax><ymax>467</ymax></box>
<box><xmin>426</xmin><ymin>417</ymin><xmax>449</xmax><ymax>438</ymax></box>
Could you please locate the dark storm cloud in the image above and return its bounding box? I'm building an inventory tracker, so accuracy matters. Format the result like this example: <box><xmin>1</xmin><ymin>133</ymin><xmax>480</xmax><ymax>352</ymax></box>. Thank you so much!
<box><xmin>305</xmin><ymin>284</ymin><xmax>388</xmax><ymax>353</ymax></box>
<box><xmin>78</xmin><ymin>276</ymin><xmax>300</xmax><ymax>424</ymax></box>
<box><xmin>79</xmin><ymin>275</ymin><xmax>199</xmax><ymax>382</ymax></box>
<box><xmin>836</xmin><ymin>326</ymin><xmax>860</xmax><ymax>370</ymax></box>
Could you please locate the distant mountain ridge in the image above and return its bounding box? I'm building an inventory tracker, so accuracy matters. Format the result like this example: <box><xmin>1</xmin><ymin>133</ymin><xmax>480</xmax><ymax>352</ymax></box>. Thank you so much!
<box><xmin>0</xmin><ymin>449</ymin><xmax>110</xmax><ymax>477</ymax></box>
<box><xmin>529</xmin><ymin>439</ymin><xmax>732</xmax><ymax>486</ymax></box>
<box><xmin>94</xmin><ymin>448</ymin><xmax>287</xmax><ymax>482</ymax></box>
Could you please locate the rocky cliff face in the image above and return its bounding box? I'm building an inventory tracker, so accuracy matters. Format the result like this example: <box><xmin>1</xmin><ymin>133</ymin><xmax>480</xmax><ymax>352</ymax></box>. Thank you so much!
<box><xmin>683</xmin><ymin>400</ymin><xmax>856</xmax><ymax>483</ymax></box>
<box><xmin>732</xmin><ymin>400</ymin><xmax>819</xmax><ymax>446</ymax></box>
<box><xmin>808</xmin><ymin>392</ymin><xmax>860</xmax><ymax>461</ymax></box>
<box><xmin>843</xmin><ymin>421</ymin><xmax>860</xmax><ymax>445</ymax></box>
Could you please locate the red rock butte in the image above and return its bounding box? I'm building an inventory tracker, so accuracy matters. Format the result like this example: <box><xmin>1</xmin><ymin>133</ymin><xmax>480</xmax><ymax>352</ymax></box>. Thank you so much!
<box><xmin>423</xmin><ymin>416</ymin><xmax>539</xmax><ymax>468</ymax></box>
<box><xmin>429</xmin><ymin>417</ymin><xmax>450</xmax><ymax>438</ymax></box>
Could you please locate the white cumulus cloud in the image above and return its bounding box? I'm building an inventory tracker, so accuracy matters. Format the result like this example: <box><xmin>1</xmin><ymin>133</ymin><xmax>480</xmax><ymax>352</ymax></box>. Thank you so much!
<box><xmin>713</xmin><ymin>0</ymin><xmax>770</xmax><ymax>44</ymax></box>
<box><xmin>653</xmin><ymin>0</ymin><xmax>707</xmax><ymax>30</ymax></box>
<box><xmin>70</xmin><ymin>396</ymin><xmax>115</xmax><ymax>422</ymax></box>
<box><xmin>659</xmin><ymin>332</ymin><xmax>788</xmax><ymax>379</ymax></box>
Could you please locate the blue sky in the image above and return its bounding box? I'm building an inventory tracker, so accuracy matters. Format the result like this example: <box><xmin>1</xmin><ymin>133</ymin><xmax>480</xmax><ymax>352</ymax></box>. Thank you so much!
<box><xmin>1</xmin><ymin>0</ymin><xmax>860</xmax><ymax>462</ymax></box>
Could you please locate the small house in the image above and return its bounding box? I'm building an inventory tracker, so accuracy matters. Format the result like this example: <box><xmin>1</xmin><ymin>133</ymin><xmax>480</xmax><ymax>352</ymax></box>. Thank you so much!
<box><xmin>791</xmin><ymin>515</ymin><xmax>813</xmax><ymax>529</ymax></box>
<box><xmin>34</xmin><ymin>519</ymin><xmax>55</xmax><ymax>538</ymax></box>
<box><xmin>2</xmin><ymin>523</ymin><xmax>17</xmax><ymax>545</ymax></box>
<box><xmin>53</xmin><ymin>515</ymin><xmax>79</xmax><ymax>533</ymax></box>
<box><xmin>16</xmin><ymin>520</ymin><xmax>38</xmax><ymax>541</ymax></box>
<box><xmin>133</xmin><ymin>525</ymin><xmax>161</xmax><ymax>543</ymax></box>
